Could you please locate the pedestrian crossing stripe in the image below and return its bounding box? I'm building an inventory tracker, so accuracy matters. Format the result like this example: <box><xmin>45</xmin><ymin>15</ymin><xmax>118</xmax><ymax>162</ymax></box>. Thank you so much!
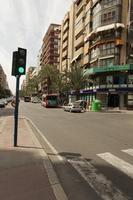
<box><xmin>122</xmin><ymin>149</ymin><xmax>133</xmax><ymax>157</ymax></box>
<box><xmin>97</xmin><ymin>152</ymin><xmax>133</xmax><ymax>179</ymax></box>
<box><xmin>68</xmin><ymin>157</ymin><xmax>128</xmax><ymax>200</ymax></box>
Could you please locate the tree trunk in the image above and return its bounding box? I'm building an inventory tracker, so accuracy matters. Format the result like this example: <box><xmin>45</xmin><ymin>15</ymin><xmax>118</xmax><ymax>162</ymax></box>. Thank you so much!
<box><xmin>76</xmin><ymin>90</ymin><xmax>80</xmax><ymax>100</ymax></box>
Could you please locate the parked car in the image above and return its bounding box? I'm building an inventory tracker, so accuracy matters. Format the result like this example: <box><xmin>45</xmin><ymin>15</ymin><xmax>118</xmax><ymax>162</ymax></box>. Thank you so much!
<box><xmin>63</xmin><ymin>102</ymin><xmax>82</xmax><ymax>113</ymax></box>
<box><xmin>0</xmin><ymin>99</ymin><xmax>5</xmax><ymax>108</ymax></box>
<box><xmin>31</xmin><ymin>97</ymin><xmax>41</xmax><ymax>103</ymax></box>
<box><xmin>2</xmin><ymin>98</ymin><xmax>8</xmax><ymax>105</ymax></box>
<box><xmin>75</xmin><ymin>100</ymin><xmax>87</xmax><ymax>110</ymax></box>
<box><xmin>24</xmin><ymin>96</ymin><xmax>31</xmax><ymax>102</ymax></box>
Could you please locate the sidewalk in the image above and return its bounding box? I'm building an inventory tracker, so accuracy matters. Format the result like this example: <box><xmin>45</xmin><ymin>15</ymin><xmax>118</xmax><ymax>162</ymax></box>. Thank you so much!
<box><xmin>0</xmin><ymin>116</ymin><xmax>65</xmax><ymax>200</ymax></box>
<box><xmin>86</xmin><ymin>107</ymin><xmax>133</xmax><ymax>114</ymax></box>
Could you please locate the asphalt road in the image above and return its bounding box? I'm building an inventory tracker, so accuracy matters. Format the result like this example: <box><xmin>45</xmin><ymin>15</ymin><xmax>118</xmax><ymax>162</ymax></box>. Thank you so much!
<box><xmin>1</xmin><ymin>103</ymin><xmax>133</xmax><ymax>199</ymax></box>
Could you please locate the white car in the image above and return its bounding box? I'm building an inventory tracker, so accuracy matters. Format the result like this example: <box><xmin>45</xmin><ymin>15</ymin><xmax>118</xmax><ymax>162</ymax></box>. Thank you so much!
<box><xmin>63</xmin><ymin>102</ymin><xmax>82</xmax><ymax>113</ymax></box>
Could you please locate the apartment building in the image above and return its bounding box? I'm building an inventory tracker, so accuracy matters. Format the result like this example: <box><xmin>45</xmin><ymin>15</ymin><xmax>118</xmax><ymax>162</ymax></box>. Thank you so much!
<box><xmin>82</xmin><ymin>0</ymin><xmax>133</xmax><ymax>109</ymax></box>
<box><xmin>25</xmin><ymin>66</ymin><xmax>36</xmax><ymax>86</ymax></box>
<box><xmin>40</xmin><ymin>24</ymin><xmax>61</xmax><ymax>68</ymax></box>
<box><xmin>59</xmin><ymin>4</ymin><xmax>75</xmax><ymax>72</ymax></box>
<box><xmin>59</xmin><ymin>0</ymin><xmax>133</xmax><ymax>109</ymax></box>
<box><xmin>0</xmin><ymin>65</ymin><xmax>8</xmax><ymax>90</ymax></box>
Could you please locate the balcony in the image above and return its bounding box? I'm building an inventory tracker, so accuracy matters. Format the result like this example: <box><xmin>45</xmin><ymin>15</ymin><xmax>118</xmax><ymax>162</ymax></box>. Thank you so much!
<box><xmin>63</xmin><ymin>21</ymin><xmax>69</xmax><ymax>33</ymax></box>
<box><xmin>74</xmin><ymin>47</ymin><xmax>84</xmax><ymax>58</ymax></box>
<box><xmin>75</xmin><ymin>10</ymin><xmax>85</xmax><ymax>24</ymax></box>
<box><xmin>75</xmin><ymin>35</ymin><xmax>84</xmax><ymax>48</ymax></box>
<box><xmin>63</xmin><ymin>12</ymin><xmax>69</xmax><ymax>23</ymax></box>
<box><xmin>76</xmin><ymin>0</ymin><xmax>86</xmax><ymax>16</ymax></box>
<box><xmin>75</xmin><ymin>22</ymin><xmax>84</xmax><ymax>36</ymax></box>
<box><xmin>62</xmin><ymin>50</ymin><xmax>68</xmax><ymax>58</ymax></box>
<box><xmin>63</xmin><ymin>31</ymin><xmax>68</xmax><ymax>42</ymax></box>
<box><xmin>62</xmin><ymin>40</ymin><xmax>68</xmax><ymax>50</ymax></box>
<box><xmin>62</xmin><ymin>59</ymin><xmax>67</xmax><ymax>67</ymax></box>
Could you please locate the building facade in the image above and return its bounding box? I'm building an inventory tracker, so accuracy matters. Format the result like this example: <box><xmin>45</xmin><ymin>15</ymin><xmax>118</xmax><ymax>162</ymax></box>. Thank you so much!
<box><xmin>0</xmin><ymin>65</ymin><xmax>9</xmax><ymax>90</ymax></box>
<box><xmin>59</xmin><ymin>4</ymin><xmax>75</xmax><ymax>72</ymax></box>
<box><xmin>59</xmin><ymin>0</ymin><xmax>133</xmax><ymax>109</ymax></box>
<box><xmin>40</xmin><ymin>24</ymin><xmax>61</xmax><ymax>68</ymax></box>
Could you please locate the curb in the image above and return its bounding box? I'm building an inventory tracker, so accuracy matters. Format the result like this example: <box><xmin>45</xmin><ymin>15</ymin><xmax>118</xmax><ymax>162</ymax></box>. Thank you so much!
<box><xmin>22</xmin><ymin>116</ymin><xmax>68</xmax><ymax>200</ymax></box>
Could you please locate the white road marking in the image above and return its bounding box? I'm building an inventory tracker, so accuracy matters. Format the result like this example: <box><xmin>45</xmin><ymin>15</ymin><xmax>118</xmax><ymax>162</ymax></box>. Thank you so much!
<box><xmin>24</xmin><ymin>116</ymin><xmax>64</xmax><ymax>161</ymax></box>
<box><xmin>68</xmin><ymin>157</ymin><xmax>128</xmax><ymax>200</ymax></box>
<box><xmin>122</xmin><ymin>149</ymin><xmax>133</xmax><ymax>157</ymax></box>
<box><xmin>97</xmin><ymin>152</ymin><xmax>133</xmax><ymax>179</ymax></box>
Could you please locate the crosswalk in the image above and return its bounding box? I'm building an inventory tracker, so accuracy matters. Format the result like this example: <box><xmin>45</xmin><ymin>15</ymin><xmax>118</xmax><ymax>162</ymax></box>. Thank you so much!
<box><xmin>67</xmin><ymin>148</ymin><xmax>133</xmax><ymax>200</ymax></box>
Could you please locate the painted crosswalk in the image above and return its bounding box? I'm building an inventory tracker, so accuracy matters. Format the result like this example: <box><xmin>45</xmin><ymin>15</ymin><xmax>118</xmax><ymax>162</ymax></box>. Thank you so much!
<box><xmin>67</xmin><ymin>148</ymin><xmax>133</xmax><ymax>200</ymax></box>
<box><xmin>97</xmin><ymin>152</ymin><xmax>133</xmax><ymax>179</ymax></box>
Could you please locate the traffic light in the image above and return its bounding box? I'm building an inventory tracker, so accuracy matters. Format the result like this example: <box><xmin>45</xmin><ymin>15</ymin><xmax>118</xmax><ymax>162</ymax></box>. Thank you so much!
<box><xmin>17</xmin><ymin>48</ymin><xmax>27</xmax><ymax>75</ymax></box>
<box><xmin>12</xmin><ymin>51</ymin><xmax>18</xmax><ymax>76</ymax></box>
<box><xmin>11</xmin><ymin>47</ymin><xmax>27</xmax><ymax>76</ymax></box>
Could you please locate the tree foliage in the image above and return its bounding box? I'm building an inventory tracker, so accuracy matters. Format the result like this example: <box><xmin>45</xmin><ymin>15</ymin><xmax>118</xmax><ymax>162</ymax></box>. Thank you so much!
<box><xmin>67</xmin><ymin>65</ymin><xmax>88</xmax><ymax>100</ymax></box>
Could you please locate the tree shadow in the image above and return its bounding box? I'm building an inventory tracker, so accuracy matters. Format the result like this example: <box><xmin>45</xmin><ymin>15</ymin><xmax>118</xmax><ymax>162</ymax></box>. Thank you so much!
<box><xmin>0</xmin><ymin>107</ymin><xmax>14</xmax><ymax>117</ymax></box>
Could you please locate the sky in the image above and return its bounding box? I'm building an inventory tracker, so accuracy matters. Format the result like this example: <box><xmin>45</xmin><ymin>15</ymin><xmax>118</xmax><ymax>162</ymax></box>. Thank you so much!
<box><xmin>0</xmin><ymin>0</ymin><xmax>72</xmax><ymax>94</ymax></box>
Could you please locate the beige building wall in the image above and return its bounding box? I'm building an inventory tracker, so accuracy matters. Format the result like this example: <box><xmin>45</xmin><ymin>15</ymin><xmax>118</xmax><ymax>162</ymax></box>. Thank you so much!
<box><xmin>60</xmin><ymin>4</ymin><xmax>75</xmax><ymax>72</ymax></box>
<box><xmin>73</xmin><ymin>0</ymin><xmax>86</xmax><ymax>68</ymax></box>
<box><xmin>59</xmin><ymin>0</ymin><xmax>130</xmax><ymax>71</ymax></box>
<box><xmin>0</xmin><ymin>65</ymin><xmax>8</xmax><ymax>89</ymax></box>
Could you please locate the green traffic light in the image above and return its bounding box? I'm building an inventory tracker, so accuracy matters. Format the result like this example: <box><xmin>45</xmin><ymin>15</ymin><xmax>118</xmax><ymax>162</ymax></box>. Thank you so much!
<box><xmin>18</xmin><ymin>67</ymin><xmax>24</xmax><ymax>73</ymax></box>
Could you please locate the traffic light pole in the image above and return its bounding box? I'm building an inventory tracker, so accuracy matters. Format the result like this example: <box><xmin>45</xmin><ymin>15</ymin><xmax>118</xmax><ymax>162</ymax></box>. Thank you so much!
<box><xmin>14</xmin><ymin>75</ymin><xmax>20</xmax><ymax>147</ymax></box>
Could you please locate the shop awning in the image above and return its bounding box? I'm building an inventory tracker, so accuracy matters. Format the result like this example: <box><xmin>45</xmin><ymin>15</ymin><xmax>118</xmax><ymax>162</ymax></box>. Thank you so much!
<box><xmin>84</xmin><ymin>64</ymin><xmax>133</xmax><ymax>76</ymax></box>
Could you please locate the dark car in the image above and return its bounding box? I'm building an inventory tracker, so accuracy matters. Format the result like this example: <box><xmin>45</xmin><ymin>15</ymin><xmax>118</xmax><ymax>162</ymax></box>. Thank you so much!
<box><xmin>0</xmin><ymin>99</ymin><xmax>5</xmax><ymax>108</ymax></box>
<box><xmin>24</xmin><ymin>96</ymin><xmax>31</xmax><ymax>102</ymax></box>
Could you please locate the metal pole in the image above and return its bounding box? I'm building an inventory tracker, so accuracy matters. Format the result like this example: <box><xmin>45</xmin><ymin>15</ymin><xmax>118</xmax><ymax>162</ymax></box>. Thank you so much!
<box><xmin>106</xmin><ymin>92</ymin><xmax>109</xmax><ymax>111</ymax></box>
<box><xmin>14</xmin><ymin>75</ymin><xmax>20</xmax><ymax>147</ymax></box>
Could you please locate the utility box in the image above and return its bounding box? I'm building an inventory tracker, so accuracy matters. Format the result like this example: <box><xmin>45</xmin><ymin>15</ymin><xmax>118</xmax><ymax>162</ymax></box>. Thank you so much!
<box><xmin>91</xmin><ymin>99</ymin><xmax>101</xmax><ymax>112</ymax></box>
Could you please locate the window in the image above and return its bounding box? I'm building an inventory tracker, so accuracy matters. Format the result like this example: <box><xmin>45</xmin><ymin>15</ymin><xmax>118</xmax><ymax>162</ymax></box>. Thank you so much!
<box><xmin>100</xmin><ymin>42</ymin><xmax>115</xmax><ymax>56</ymax></box>
<box><xmin>102</xmin><ymin>0</ymin><xmax>121</xmax><ymax>7</ymax></box>
<box><xmin>100</xmin><ymin>57</ymin><xmax>115</xmax><ymax>66</ymax></box>
<box><xmin>92</xmin><ymin>3</ymin><xmax>101</xmax><ymax>30</ymax></box>
<box><xmin>128</xmin><ymin>75</ymin><xmax>133</xmax><ymax>84</ymax></box>
<box><xmin>90</xmin><ymin>47</ymin><xmax>99</xmax><ymax>60</ymax></box>
<box><xmin>106</xmin><ymin>75</ymin><xmax>113</xmax><ymax>84</ymax></box>
<box><xmin>101</xmin><ymin>8</ymin><xmax>118</xmax><ymax>24</ymax></box>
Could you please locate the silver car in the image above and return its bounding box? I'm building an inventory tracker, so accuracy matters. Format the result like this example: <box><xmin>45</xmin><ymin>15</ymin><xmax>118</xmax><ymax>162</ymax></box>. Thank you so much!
<box><xmin>63</xmin><ymin>102</ymin><xmax>82</xmax><ymax>113</ymax></box>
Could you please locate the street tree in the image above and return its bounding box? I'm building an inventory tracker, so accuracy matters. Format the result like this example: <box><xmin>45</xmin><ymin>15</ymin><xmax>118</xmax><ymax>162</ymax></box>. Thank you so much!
<box><xmin>68</xmin><ymin>65</ymin><xmax>88</xmax><ymax>100</ymax></box>
<box><xmin>38</xmin><ymin>64</ymin><xmax>59</xmax><ymax>94</ymax></box>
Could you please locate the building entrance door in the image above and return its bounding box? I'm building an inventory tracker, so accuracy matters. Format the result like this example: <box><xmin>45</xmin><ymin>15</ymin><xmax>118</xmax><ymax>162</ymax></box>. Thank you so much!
<box><xmin>108</xmin><ymin>94</ymin><xmax>119</xmax><ymax>107</ymax></box>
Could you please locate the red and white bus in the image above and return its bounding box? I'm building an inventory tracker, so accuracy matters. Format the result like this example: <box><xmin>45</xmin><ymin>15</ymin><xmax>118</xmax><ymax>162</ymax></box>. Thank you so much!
<box><xmin>41</xmin><ymin>94</ymin><xmax>59</xmax><ymax>108</ymax></box>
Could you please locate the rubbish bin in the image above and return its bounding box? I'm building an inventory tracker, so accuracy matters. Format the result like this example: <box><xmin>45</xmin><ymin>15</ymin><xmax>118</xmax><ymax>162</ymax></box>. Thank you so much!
<box><xmin>91</xmin><ymin>99</ymin><xmax>101</xmax><ymax>112</ymax></box>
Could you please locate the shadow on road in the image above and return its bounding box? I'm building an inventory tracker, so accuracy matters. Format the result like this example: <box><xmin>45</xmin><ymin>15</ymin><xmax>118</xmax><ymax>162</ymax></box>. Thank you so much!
<box><xmin>0</xmin><ymin>107</ymin><xmax>14</xmax><ymax>117</ymax></box>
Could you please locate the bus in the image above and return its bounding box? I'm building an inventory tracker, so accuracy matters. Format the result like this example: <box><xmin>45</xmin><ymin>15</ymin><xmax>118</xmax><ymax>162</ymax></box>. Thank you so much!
<box><xmin>41</xmin><ymin>94</ymin><xmax>59</xmax><ymax>108</ymax></box>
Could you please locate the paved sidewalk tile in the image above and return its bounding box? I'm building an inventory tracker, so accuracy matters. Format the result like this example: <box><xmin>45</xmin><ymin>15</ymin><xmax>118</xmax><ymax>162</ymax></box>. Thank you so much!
<box><xmin>0</xmin><ymin>116</ymin><xmax>57</xmax><ymax>200</ymax></box>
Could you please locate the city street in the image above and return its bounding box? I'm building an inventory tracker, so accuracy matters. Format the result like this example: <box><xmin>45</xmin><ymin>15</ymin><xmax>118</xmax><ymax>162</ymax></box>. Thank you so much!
<box><xmin>19</xmin><ymin>102</ymin><xmax>133</xmax><ymax>200</ymax></box>
<box><xmin>1</xmin><ymin>102</ymin><xmax>133</xmax><ymax>199</ymax></box>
